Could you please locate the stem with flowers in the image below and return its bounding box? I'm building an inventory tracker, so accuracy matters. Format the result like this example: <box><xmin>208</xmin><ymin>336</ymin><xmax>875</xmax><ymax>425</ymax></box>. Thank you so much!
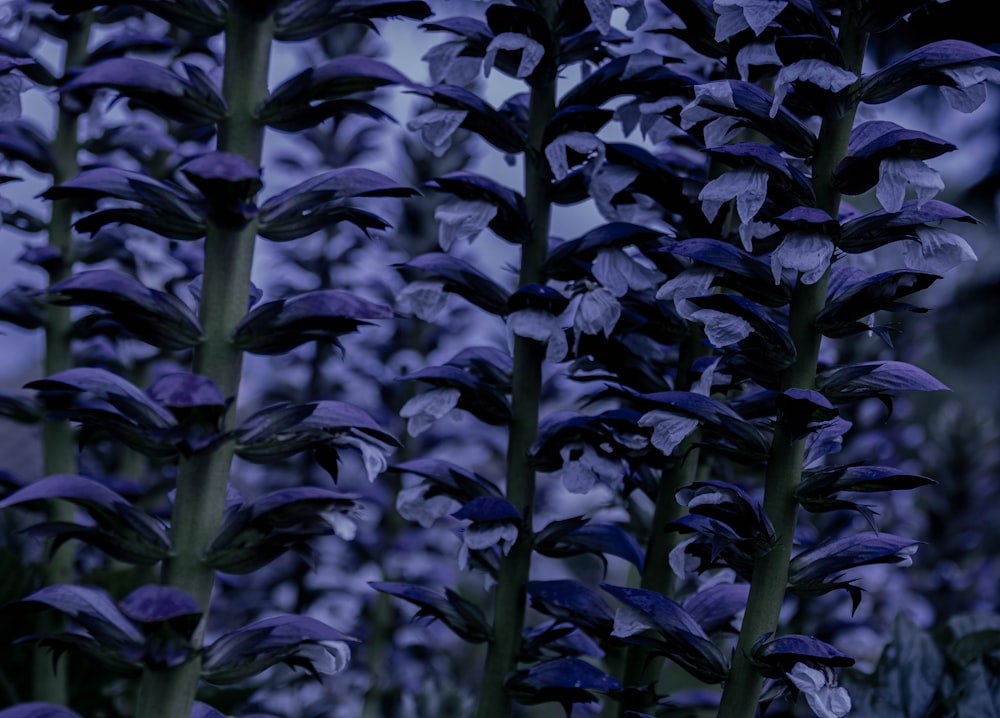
<box><xmin>718</xmin><ymin>4</ymin><xmax>869</xmax><ymax>715</ymax></box>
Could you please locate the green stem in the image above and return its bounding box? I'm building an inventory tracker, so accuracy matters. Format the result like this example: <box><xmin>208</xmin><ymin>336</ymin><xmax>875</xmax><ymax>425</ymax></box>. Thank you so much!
<box><xmin>33</xmin><ymin>13</ymin><xmax>94</xmax><ymax>706</ymax></box>
<box><xmin>133</xmin><ymin>10</ymin><xmax>273</xmax><ymax>718</ymax></box>
<box><xmin>717</xmin><ymin>5</ymin><xmax>868</xmax><ymax>716</ymax></box>
<box><xmin>613</xmin><ymin>332</ymin><xmax>709</xmax><ymax>717</ymax></box>
<box><xmin>475</xmin><ymin>7</ymin><xmax>557</xmax><ymax>716</ymax></box>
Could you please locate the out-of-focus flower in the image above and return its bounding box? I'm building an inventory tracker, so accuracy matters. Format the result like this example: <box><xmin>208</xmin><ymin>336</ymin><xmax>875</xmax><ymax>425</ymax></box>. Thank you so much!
<box><xmin>559</xmin><ymin>442</ymin><xmax>625</xmax><ymax>494</ymax></box>
<box><xmin>399</xmin><ymin>387</ymin><xmax>462</xmax><ymax>437</ymax></box>
<box><xmin>407</xmin><ymin>108</ymin><xmax>468</xmax><ymax>157</ymax></box>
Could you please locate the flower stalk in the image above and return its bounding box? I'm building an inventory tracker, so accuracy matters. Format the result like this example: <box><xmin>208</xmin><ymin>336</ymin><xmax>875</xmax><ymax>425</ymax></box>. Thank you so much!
<box><xmin>475</xmin><ymin>3</ymin><xmax>557</xmax><ymax>716</ymax></box>
<box><xmin>34</xmin><ymin>12</ymin><xmax>94</xmax><ymax>705</ymax></box>
<box><xmin>133</xmin><ymin>9</ymin><xmax>273</xmax><ymax>718</ymax></box>
<box><xmin>717</xmin><ymin>4</ymin><xmax>870</xmax><ymax>715</ymax></box>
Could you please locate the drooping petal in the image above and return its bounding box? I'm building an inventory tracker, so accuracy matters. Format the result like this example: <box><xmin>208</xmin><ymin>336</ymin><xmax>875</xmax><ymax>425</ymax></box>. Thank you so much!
<box><xmin>902</xmin><ymin>226</ymin><xmax>977</xmax><ymax>274</ymax></box>
<box><xmin>483</xmin><ymin>32</ymin><xmax>544</xmax><ymax>79</ymax></box>
<box><xmin>770</xmin><ymin>231</ymin><xmax>834</xmax><ymax>285</ymax></box>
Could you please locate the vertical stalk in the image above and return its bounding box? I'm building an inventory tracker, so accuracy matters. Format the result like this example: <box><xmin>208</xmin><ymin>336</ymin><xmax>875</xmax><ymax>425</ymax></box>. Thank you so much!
<box><xmin>475</xmin><ymin>4</ymin><xmax>557</xmax><ymax>716</ymax></box>
<box><xmin>717</xmin><ymin>4</ymin><xmax>868</xmax><ymax>716</ymax></box>
<box><xmin>133</xmin><ymin>9</ymin><xmax>273</xmax><ymax>718</ymax></box>
<box><xmin>34</xmin><ymin>12</ymin><xmax>94</xmax><ymax>705</ymax></box>
<box><xmin>613</xmin><ymin>332</ymin><xmax>708</xmax><ymax>717</ymax></box>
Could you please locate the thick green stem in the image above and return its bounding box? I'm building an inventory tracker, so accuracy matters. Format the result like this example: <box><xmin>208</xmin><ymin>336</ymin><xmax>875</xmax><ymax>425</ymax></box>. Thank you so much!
<box><xmin>33</xmin><ymin>13</ymin><xmax>94</xmax><ymax>705</ymax></box>
<box><xmin>133</xmin><ymin>10</ymin><xmax>273</xmax><ymax>718</ymax></box>
<box><xmin>717</xmin><ymin>5</ymin><xmax>868</xmax><ymax>716</ymax></box>
<box><xmin>475</xmin><ymin>8</ymin><xmax>557</xmax><ymax>717</ymax></box>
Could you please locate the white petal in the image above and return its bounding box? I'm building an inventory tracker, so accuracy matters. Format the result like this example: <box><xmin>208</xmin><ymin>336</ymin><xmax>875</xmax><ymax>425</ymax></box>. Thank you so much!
<box><xmin>465</xmin><ymin>522</ymin><xmax>519</xmax><ymax>551</ymax></box>
<box><xmin>584</xmin><ymin>0</ymin><xmax>613</xmax><ymax>34</ymax></box>
<box><xmin>656</xmin><ymin>267</ymin><xmax>717</xmax><ymax>320</ymax></box>
<box><xmin>407</xmin><ymin>108</ymin><xmax>469</xmax><ymax>157</ymax></box>
<box><xmin>623</xmin><ymin>49</ymin><xmax>662</xmax><ymax>79</ymax></box>
<box><xmin>619</xmin><ymin>0</ymin><xmax>648</xmax><ymax>30</ymax></box>
<box><xmin>322</xmin><ymin>511</ymin><xmax>358</xmax><ymax>540</ymax></box>
<box><xmin>399</xmin><ymin>387</ymin><xmax>462</xmax><ymax>437</ymax></box>
<box><xmin>545</xmin><ymin>132</ymin><xmax>605</xmax><ymax>180</ymax></box>
<box><xmin>611</xmin><ymin>606</ymin><xmax>656</xmax><ymax>638</ymax></box>
<box><xmin>590</xmin><ymin>165</ymin><xmax>639</xmax><ymax>220</ymax></box>
<box><xmin>435</xmin><ymin>199</ymin><xmax>497</xmax><ymax>250</ymax></box>
<box><xmin>299</xmin><ymin>642</ymin><xmax>351</xmax><ymax>677</ymax></box>
<box><xmin>876</xmin><ymin>158</ymin><xmax>943</xmax><ymax>213</ymax></box>
<box><xmin>0</xmin><ymin>75</ymin><xmax>23</xmax><ymax>121</ymax></box>
<box><xmin>698</xmin><ymin>167</ymin><xmax>767</xmax><ymax>223</ymax></box>
<box><xmin>736</xmin><ymin>41</ymin><xmax>780</xmax><ymax>81</ymax></box>
<box><xmin>396</xmin><ymin>485</ymin><xmax>457</xmax><ymax>528</ymax></box>
<box><xmin>339</xmin><ymin>436</ymin><xmax>390</xmax><ymax>482</ymax></box>
<box><xmin>574</xmin><ymin>286</ymin><xmax>621</xmax><ymax>336</ymax></box>
<box><xmin>903</xmin><ymin>227</ymin><xmax>977</xmax><ymax>274</ymax></box>
<box><xmin>770</xmin><ymin>59</ymin><xmax>856</xmax><ymax>117</ymax></box>
<box><xmin>738</xmin><ymin>219</ymin><xmax>778</xmax><ymax>252</ymax></box>
<box><xmin>691</xmin><ymin>308</ymin><xmax>753</xmax><ymax>347</ymax></box>
<box><xmin>507</xmin><ymin>309</ymin><xmax>568</xmax><ymax>362</ymax></box>
<box><xmin>397</xmin><ymin>280</ymin><xmax>448</xmax><ymax>321</ymax></box>
<box><xmin>483</xmin><ymin>32</ymin><xmax>545</xmax><ymax>78</ymax></box>
<box><xmin>703</xmin><ymin>116</ymin><xmax>742</xmax><ymax>148</ymax></box>
<box><xmin>639</xmin><ymin>410</ymin><xmax>699</xmax><ymax>455</ymax></box>
<box><xmin>787</xmin><ymin>664</ymin><xmax>827</xmax><ymax>693</ymax></box>
<box><xmin>423</xmin><ymin>41</ymin><xmax>483</xmax><ymax>85</ymax></box>
<box><xmin>593</xmin><ymin>247</ymin><xmax>664</xmax><ymax>296</ymax></box>
<box><xmin>770</xmin><ymin>231</ymin><xmax>833</xmax><ymax>284</ymax></box>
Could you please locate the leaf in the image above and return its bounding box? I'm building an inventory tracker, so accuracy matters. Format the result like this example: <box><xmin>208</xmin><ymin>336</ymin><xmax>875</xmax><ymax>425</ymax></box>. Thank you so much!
<box><xmin>601</xmin><ymin>583</ymin><xmax>729</xmax><ymax>683</ymax></box>
<box><xmin>400</xmin><ymin>365</ymin><xmax>512</xmax><ymax>426</ymax></box>
<box><xmin>635</xmin><ymin>388</ymin><xmax>771</xmax><ymax>461</ymax></box>
<box><xmin>426</xmin><ymin>172</ymin><xmax>530</xmax><ymax>244</ymax></box>
<box><xmin>257</xmin><ymin>167</ymin><xmax>416</xmax><ymax>241</ymax></box>
<box><xmin>0</xmin><ymin>284</ymin><xmax>47</xmax><ymax>330</ymax></box>
<box><xmin>202</xmin><ymin>615</ymin><xmax>356</xmax><ymax>684</ymax></box>
<box><xmin>839</xmin><ymin>199</ymin><xmax>976</xmax><ymax>254</ymax></box>
<box><xmin>42</xmin><ymin>166</ymin><xmax>206</xmax><ymax>240</ymax></box>
<box><xmin>0</xmin><ymin>474</ymin><xmax>171</xmax><ymax>565</ymax></box>
<box><xmin>26</xmin><ymin>367</ymin><xmax>174</xmax><ymax>428</ymax></box>
<box><xmin>842</xmin><ymin>614</ymin><xmax>944</xmax><ymax>718</ymax></box>
<box><xmin>789</xmin><ymin>532</ymin><xmax>921</xmax><ymax>598</ymax></box>
<box><xmin>534</xmin><ymin>521</ymin><xmax>645</xmax><ymax>570</ymax></box>
<box><xmin>407</xmin><ymin>84</ymin><xmax>527</xmax><ymax>154</ymax></box>
<box><xmin>835</xmin><ymin>121</ymin><xmax>957</xmax><ymax>196</ymax></box>
<box><xmin>860</xmin><ymin>40</ymin><xmax>1000</xmax><ymax>107</ymax></box>
<box><xmin>397</xmin><ymin>252</ymin><xmax>510</xmax><ymax>315</ymax></box>
<box><xmin>206</xmin><ymin>487</ymin><xmax>365</xmax><ymax>573</ymax></box>
<box><xmin>51</xmin><ymin>0</ymin><xmax>226</xmax><ymax>35</ymax></box>
<box><xmin>10</xmin><ymin>584</ymin><xmax>144</xmax><ymax>647</ymax></box>
<box><xmin>506</xmin><ymin>657</ymin><xmax>621</xmax><ymax>711</ymax></box>
<box><xmin>370</xmin><ymin>582</ymin><xmax>491</xmax><ymax>643</ymax></box>
<box><xmin>258</xmin><ymin>56</ymin><xmax>413</xmax><ymax>129</ymax></box>
<box><xmin>816</xmin><ymin>270</ymin><xmax>938</xmax><ymax>338</ymax></box>
<box><xmin>48</xmin><ymin>269</ymin><xmax>203</xmax><ymax>350</ymax></box>
<box><xmin>274</xmin><ymin>0</ymin><xmax>432</xmax><ymax>41</ymax></box>
<box><xmin>526</xmin><ymin>580</ymin><xmax>616</xmax><ymax>635</ymax></box>
<box><xmin>655</xmin><ymin>237</ymin><xmax>791</xmax><ymax>307</ymax></box>
<box><xmin>751</xmin><ymin>634</ymin><xmax>854</xmax><ymax>677</ymax></box>
<box><xmin>818</xmin><ymin>361</ymin><xmax>949</xmax><ymax>403</ymax></box>
<box><xmin>60</xmin><ymin>58</ymin><xmax>227</xmax><ymax>125</ymax></box>
<box><xmin>0</xmin><ymin>120</ymin><xmax>56</xmax><ymax>174</ymax></box>
<box><xmin>233</xmin><ymin>289</ymin><xmax>392</xmax><ymax>355</ymax></box>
